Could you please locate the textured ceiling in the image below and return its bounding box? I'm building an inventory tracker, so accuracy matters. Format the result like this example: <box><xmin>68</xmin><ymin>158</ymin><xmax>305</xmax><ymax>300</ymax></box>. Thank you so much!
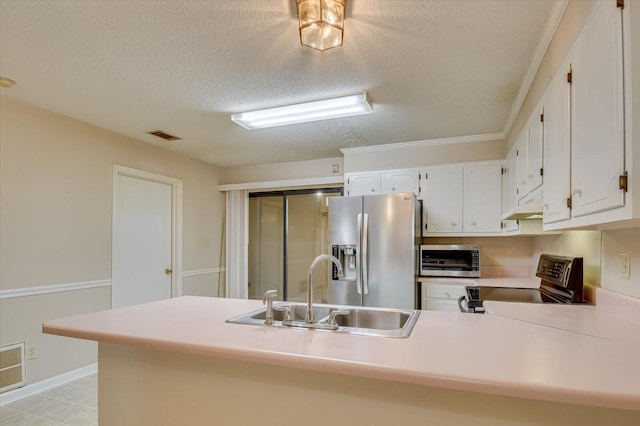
<box><xmin>0</xmin><ymin>0</ymin><xmax>557</xmax><ymax>168</ymax></box>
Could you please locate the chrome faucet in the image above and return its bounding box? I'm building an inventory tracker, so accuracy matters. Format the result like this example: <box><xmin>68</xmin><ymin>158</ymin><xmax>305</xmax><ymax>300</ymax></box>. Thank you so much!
<box><xmin>262</xmin><ymin>289</ymin><xmax>278</xmax><ymax>325</ymax></box>
<box><xmin>305</xmin><ymin>254</ymin><xmax>343</xmax><ymax>323</ymax></box>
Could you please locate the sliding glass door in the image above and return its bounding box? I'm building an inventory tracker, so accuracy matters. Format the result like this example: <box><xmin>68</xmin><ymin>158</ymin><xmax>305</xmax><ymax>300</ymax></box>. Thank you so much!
<box><xmin>248</xmin><ymin>189</ymin><xmax>342</xmax><ymax>302</ymax></box>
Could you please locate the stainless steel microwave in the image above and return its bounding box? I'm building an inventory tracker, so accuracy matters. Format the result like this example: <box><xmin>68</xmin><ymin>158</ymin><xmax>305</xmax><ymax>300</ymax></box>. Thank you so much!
<box><xmin>419</xmin><ymin>244</ymin><xmax>481</xmax><ymax>277</ymax></box>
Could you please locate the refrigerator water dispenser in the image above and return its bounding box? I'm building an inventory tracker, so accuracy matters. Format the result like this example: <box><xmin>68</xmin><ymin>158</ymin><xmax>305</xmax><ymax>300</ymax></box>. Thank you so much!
<box><xmin>332</xmin><ymin>245</ymin><xmax>357</xmax><ymax>281</ymax></box>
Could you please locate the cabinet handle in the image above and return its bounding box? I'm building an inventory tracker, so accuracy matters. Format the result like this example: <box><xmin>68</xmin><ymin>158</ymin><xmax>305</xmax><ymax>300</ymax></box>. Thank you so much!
<box><xmin>391</xmin><ymin>187</ymin><xmax>396</xmax><ymax>191</ymax></box>
<box><xmin>371</xmin><ymin>188</ymin><xmax>375</xmax><ymax>192</ymax></box>
<box><xmin>571</xmin><ymin>187</ymin><xmax>582</xmax><ymax>196</ymax></box>
<box><xmin>471</xmin><ymin>221</ymin><xmax>477</xmax><ymax>226</ymax></box>
<box><xmin>450</xmin><ymin>222</ymin><xmax>457</xmax><ymax>227</ymax></box>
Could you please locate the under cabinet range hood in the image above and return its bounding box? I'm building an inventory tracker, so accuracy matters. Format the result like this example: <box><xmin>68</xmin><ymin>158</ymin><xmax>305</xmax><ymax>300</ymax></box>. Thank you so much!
<box><xmin>502</xmin><ymin>201</ymin><xmax>543</xmax><ymax>220</ymax></box>
<box><xmin>503</xmin><ymin>188</ymin><xmax>544</xmax><ymax>220</ymax></box>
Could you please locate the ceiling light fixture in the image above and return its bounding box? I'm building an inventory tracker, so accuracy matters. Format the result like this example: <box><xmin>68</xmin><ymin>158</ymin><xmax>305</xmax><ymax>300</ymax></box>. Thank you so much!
<box><xmin>231</xmin><ymin>92</ymin><xmax>372</xmax><ymax>130</ymax></box>
<box><xmin>297</xmin><ymin>0</ymin><xmax>346</xmax><ymax>51</ymax></box>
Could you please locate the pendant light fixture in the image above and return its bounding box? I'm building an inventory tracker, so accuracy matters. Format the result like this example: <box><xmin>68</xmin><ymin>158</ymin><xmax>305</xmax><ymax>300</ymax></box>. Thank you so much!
<box><xmin>297</xmin><ymin>0</ymin><xmax>346</xmax><ymax>52</ymax></box>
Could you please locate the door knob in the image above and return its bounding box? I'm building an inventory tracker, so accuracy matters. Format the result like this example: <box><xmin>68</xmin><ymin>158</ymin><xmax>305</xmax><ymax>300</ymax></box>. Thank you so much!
<box><xmin>165</xmin><ymin>268</ymin><xmax>172</xmax><ymax>276</ymax></box>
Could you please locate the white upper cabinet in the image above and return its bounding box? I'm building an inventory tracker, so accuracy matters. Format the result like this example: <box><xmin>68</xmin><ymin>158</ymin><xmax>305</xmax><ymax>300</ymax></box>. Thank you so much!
<box><xmin>501</xmin><ymin>149</ymin><xmax>519</xmax><ymax>232</ymax></box>
<box><xmin>464</xmin><ymin>164</ymin><xmax>502</xmax><ymax>233</ymax></box>
<box><xmin>569</xmin><ymin>0</ymin><xmax>625</xmax><ymax>218</ymax></box>
<box><xmin>344</xmin><ymin>169</ymin><xmax>421</xmax><ymax>197</ymax></box>
<box><xmin>423</xmin><ymin>162</ymin><xmax>502</xmax><ymax>236</ymax></box>
<box><xmin>540</xmin><ymin>0</ymin><xmax>634</xmax><ymax>230</ymax></box>
<box><xmin>344</xmin><ymin>172</ymin><xmax>381</xmax><ymax>196</ymax></box>
<box><xmin>502</xmin><ymin>150</ymin><xmax>517</xmax><ymax>215</ymax></box>
<box><xmin>528</xmin><ymin>110</ymin><xmax>544</xmax><ymax>193</ymax></box>
<box><xmin>514</xmin><ymin>107</ymin><xmax>544</xmax><ymax>201</ymax></box>
<box><xmin>515</xmin><ymin>132</ymin><xmax>529</xmax><ymax>199</ymax></box>
<box><xmin>542</xmin><ymin>67</ymin><xmax>572</xmax><ymax>225</ymax></box>
<box><xmin>382</xmin><ymin>169</ymin><xmax>421</xmax><ymax>196</ymax></box>
<box><xmin>423</xmin><ymin>166</ymin><xmax>463</xmax><ymax>233</ymax></box>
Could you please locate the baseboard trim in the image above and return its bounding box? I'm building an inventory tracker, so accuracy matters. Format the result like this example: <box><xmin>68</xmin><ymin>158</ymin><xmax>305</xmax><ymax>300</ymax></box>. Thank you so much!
<box><xmin>0</xmin><ymin>363</ymin><xmax>98</xmax><ymax>406</ymax></box>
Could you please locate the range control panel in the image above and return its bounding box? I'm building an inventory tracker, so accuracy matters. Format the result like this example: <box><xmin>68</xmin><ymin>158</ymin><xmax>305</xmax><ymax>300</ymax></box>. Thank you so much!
<box><xmin>535</xmin><ymin>254</ymin><xmax>583</xmax><ymax>290</ymax></box>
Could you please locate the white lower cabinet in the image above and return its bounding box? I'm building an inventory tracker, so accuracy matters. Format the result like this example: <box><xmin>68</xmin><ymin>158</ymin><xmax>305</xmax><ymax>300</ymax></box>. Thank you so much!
<box><xmin>421</xmin><ymin>281</ymin><xmax>468</xmax><ymax>312</ymax></box>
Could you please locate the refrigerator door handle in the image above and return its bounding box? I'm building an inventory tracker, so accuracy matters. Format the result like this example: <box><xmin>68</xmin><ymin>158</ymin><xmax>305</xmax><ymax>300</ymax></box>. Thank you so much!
<box><xmin>362</xmin><ymin>213</ymin><xmax>369</xmax><ymax>295</ymax></box>
<box><xmin>356</xmin><ymin>213</ymin><xmax>363</xmax><ymax>295</ymax></box>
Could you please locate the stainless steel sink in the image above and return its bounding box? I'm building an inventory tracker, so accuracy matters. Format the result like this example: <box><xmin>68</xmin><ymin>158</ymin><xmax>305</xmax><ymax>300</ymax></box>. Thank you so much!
<box><xmin>226</xmin><ymin>303</ymin><xmax>421</xmax><ymax>338</ymax></box>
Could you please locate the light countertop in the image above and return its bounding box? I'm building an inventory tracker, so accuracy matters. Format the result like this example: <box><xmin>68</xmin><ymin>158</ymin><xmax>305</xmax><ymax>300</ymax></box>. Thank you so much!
<box><xmin>43</xmin><ymin>291</ymin><xmax>640</xmax><ymax>412</ymax></box>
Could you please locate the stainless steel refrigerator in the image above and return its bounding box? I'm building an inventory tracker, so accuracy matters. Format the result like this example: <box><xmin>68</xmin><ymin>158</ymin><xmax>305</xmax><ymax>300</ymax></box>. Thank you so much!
<box><xmin>327</xmin><ymin>193</ymin><xmax>420</xmax><ymax>309</ymax></box>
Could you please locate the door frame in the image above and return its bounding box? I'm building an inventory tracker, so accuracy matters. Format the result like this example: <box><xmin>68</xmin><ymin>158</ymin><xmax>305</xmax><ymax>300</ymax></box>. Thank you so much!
<box><xmin>112</xmin><ymin>165</ymin><xmax>183</xmax><ymax>305</ymax></box>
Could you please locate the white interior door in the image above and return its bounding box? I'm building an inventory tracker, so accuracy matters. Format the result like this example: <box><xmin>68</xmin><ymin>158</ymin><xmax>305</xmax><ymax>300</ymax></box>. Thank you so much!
<box><xmin>113</xmin><ymin>172</ymin><xmax>174</xmax><ymax>308</ymax></box>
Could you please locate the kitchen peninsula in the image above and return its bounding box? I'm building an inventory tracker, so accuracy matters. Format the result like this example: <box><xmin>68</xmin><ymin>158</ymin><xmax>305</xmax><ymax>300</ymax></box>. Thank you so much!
<box><xmin>43</xmin><ymin>294</ymin><xmax>640</xmax><ymax>425</ymax></box>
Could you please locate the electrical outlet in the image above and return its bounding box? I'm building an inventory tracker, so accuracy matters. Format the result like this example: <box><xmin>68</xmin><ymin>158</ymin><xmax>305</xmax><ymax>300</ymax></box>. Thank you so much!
<box><xmin>27</xmin><ymin>344</ymin><xmax>38</xmax><ymax>360</ymax></box>
<box><xmin>620</xmin><ymin>254</ymin><xmax>630</xmax><ymax>280</ymax></box>
<box><xmin>201</xmin><ymin>238</ymin><xmax>210</xmax><ymax>248</ymax></box>
<box><xmin>331</xmin><ymin>163</ymin><xmax>340</xmax><ymax>173</ymax></box>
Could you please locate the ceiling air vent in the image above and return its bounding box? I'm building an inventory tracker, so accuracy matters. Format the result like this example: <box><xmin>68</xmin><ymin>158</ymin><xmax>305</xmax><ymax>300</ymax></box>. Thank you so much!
<box><xmin>146</xmin><ymin>130</ymin><xmax>182</xmax><ymax>141</ymax></box>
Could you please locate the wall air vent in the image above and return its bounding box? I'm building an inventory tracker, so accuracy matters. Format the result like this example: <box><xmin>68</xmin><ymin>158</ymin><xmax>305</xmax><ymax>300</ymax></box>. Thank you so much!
<box><xmin>146</xmin><ymin>130</ymin><xmax>182</xmax><ymax>141</ymax></box>
<box><xmin>0</xmin><ymin>342</ymin><xmax>26</xmax><ymax>393</ymax></box>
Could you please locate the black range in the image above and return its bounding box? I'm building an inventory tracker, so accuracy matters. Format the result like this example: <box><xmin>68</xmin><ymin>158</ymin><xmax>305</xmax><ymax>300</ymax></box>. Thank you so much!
<box><xmin>459</xmin><ymin>254</ymin><xmax>584</xmax><ymax>313</ymax></box>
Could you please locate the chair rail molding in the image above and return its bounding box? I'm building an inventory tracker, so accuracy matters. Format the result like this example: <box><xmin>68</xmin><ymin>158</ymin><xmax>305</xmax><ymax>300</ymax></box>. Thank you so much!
<box><xmin>0</xmin><ymin>279</ymin><xmax>112</xmax><ymax>300</ymax></box>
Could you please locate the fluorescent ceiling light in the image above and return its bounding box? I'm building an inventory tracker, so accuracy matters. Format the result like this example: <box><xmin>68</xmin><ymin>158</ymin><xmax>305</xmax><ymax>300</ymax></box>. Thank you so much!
<box><xmin>231</xmin><ymin>93</ymin><xmax>373</xmax><ymax>130</ymax></box>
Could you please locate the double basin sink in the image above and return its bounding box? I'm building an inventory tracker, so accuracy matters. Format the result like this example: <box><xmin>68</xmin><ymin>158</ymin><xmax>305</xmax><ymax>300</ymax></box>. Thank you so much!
<box><xmin>226</xmin><ymin>302</ymin><xmax>421</xmax><ymax>338</ymax></box>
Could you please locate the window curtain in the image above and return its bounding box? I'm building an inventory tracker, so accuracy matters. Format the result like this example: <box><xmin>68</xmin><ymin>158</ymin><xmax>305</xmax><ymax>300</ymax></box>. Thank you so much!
<box><xmin>225</xmin><ymin>190</ymin><xmax>248</xmax><ymax>299</ymax></box>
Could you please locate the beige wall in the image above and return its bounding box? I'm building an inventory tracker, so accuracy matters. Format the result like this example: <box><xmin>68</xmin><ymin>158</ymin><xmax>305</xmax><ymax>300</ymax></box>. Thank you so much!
<box><xmin>343</xmin><ymin>138</ymin><xmax>506</xmax><ymax>173</ymax></box>
<box><xmin>221</xmin><ymin>157</ymin><xmax>344</xmax><ymax>185</ymax></box>
<box><xmin>601</xmin><ymin>228</ymin><xmax>640</xmax><ymax>299</ymax></box>
<box><xmin>0</xmin><ymin>97</ymin><xmax>225</xmax><ymax>383</ymax></box>
<box><xmin>220</xmin><ymin>138</ymin><xmax>505</xmax><ymax>183</ymax></box>
<box><xmin>533</xmin><ymin>231</ymin><xmax>602</xmax><ymax>288</ymax></box>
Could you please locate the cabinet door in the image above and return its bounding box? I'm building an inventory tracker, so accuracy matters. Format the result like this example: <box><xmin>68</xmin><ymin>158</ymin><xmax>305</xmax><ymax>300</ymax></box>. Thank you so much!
<box><xmin>502</xmin><ymin>149</ymin><xmax>517</xmax><ymax>216</ymax></box>
<box><xmin>382</xmin><ymin>169</ymin><xmax>420</xmax><ymax>196</ymax></box>
<box><xmin>345</xmin><ymin>172</ymin><xmax>381</xmax><ymax>196</ymax></box>
<box><xmin>463</xmin><ymin>164</ymin><xmax>502</xmax><ymax>232</ymax></box>
<box><xmin>501</xmin><ymin>149</ymin><xmax>519</xmax><ymax>233</ymax></box>
<box><xmin>515</xmin><ymin>132</ymin><xmax>529</xmax><ymax>200</ymax></box>
<box><xmin>528</xmin><ymin>109</ymin><xmax>544</xmax><ymax>192</ymax></box>
<box><xmin>570</xmin><ymin>0</ymin><xmax>624</xmax><ymax>217</ymax></box>
<box><xmin>542</xmin><ymin>66</ymin><xmax>571</xmax><ymax>224</ymax></box>
<box><xmin>424</xmin><ymin>167</ymin><xmax>463</xmax><ymax>233</ymax></box>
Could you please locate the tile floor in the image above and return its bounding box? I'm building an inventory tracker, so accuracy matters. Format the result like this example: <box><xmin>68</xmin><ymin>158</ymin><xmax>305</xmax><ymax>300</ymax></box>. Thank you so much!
<box><xmin>0</xmin><ymin>373</ymin><xmax>97</xmax><ymax>426</ymax></box>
